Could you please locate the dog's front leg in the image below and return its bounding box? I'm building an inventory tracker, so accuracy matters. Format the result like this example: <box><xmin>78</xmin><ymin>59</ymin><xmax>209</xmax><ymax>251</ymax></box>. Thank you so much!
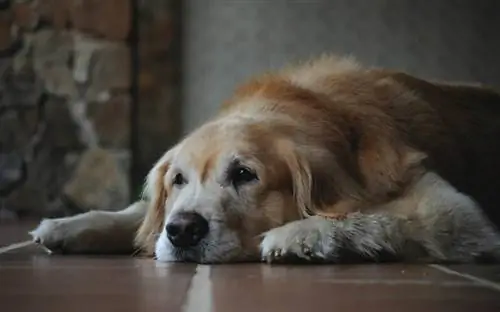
<box><xmin>260</xmin><ymin>213</ymin><xmax>411</xmax><ymax>264</ymax></box>
<box><xmin>30</xmin><ymin>200</ymin><xmax>147</xmax><ymax>254</ymax></box>
<box><xmin>260</xmin><ymin>172</ymin><xmax>500</xmax><ymax>264</ymax></box>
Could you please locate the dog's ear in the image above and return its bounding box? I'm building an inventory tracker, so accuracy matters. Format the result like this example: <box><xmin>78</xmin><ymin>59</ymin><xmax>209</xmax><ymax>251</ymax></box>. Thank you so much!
<box><xmin>355</xmin><ymin>127</ymin><xmax>427</xmax><ymax>200</ymax></box>
<box><xmin>135</xmin><ymin>148</ymin><xmax>176</xmax><ymax>255</ymax></box>
<box><xmin>276</xmin><ymin>139</ymin><xmax>315</xmax><ymax>218</ymax></box>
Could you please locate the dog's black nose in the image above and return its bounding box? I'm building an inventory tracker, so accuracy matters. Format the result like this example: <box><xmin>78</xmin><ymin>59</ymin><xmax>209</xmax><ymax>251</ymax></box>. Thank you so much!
<box><xmin>166</xmin><ymin>212</ymin><xmax>209</xmax><ymax>247</ymax></box>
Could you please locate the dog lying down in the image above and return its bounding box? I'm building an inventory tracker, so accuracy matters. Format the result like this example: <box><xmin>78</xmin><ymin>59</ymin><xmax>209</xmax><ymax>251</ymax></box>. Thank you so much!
<box><xmin>31</xmin><ymin>55</ymin><xmax>500</xmax><ymax>264</ymax></box>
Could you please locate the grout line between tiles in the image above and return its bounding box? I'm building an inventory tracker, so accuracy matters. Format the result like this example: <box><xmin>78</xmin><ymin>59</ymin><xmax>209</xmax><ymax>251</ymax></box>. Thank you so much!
<box><xmin>0</xmin><ymin>240</ymin><xmax>34</xmax><ymax>254</ymax></box>
<box><xmin>183</xmin><ymin>265</ymin><xmax>212</xmax><ymax>312</ymax></box>
<box><xmin>429</xmin><ymin>264</ymin><xmax>500</xmax><ymax>292</ymax></box>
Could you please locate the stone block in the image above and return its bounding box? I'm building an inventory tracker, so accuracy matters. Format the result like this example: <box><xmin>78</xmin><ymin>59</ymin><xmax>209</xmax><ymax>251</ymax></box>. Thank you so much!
<box><xmin>73</xmin><ymin>33</ymin><xmax>130</xmax><ymax>100</ymax></box>
<box><xmin>32</xmin><ymin>29</ymin><xmax>77</xmax><ymax>98</ymax></box>
<box><xmin>0</xmin><ymin>108</ymin><xmax>38</xmax><ymax>150</ymax></box>
<box><xmin>69</xmin><ymin>0</ymin><xmax>131</xmax><ymax>40</ymax></box>
<box><xmin>139</xmin><ymin>15</ymin><xmax>173</xmax><ymax>59</ymax></box>
<box><xmin>37</xmin><ymin>0</ymin><xmax>70</xmax><ymax>29</ymax></box>
<box><xmin>4</xmin><ymin>141</ymin><xmax>76</xmax><ymax>218</ymax></box>
<box><xmin>30</xmin><ymin>0</ymin><xmax>131</xmax><ymax>39</ymax></box>
<box><xmin>0</xmin><ymin>59</ymin><xmax>43</xmax><ymax>109</ymax></box>
<box><xmin>0</xmin><ymin>61</ymin><xmax>44</xmax><ymax>152</ymax></box>
<box><xmin>32</xmin><ymin>31</ymin><xmax>130</xmax><ymax>100</ymax></box>
<box><xmin>63</xmin><ymin>147</ymin><xmax>130</xmax><ymax>212</ymax></box>
<box><xmin>12</xmin><ymin>0</ymin><xmax>39</xmax><ymax>30</ymax></box>
<box><xmin>0</xmin><ymin>152</ymin><xmax>25</xmax><ymax>195</ymax></box>
<box><xmin>87</xmin><ymin>93</ymin><xmax>130</xmax><ymax>149</ymax></box>
<box><xmin>0</xmin><ymin>8</ymin><xmax>13</xmax><ymax>51</ymax></box>
<box><xmin>44</xmin><ymin>96</ymin><xmax>83</xmax><ymax>150</ymax></box>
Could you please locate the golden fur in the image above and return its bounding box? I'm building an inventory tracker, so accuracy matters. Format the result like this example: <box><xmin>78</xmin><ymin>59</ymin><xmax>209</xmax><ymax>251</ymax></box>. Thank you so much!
<box><xmin>31</xmin><ymin>55</ymin><xmax>500</xmax><ymax>264</ymax></box>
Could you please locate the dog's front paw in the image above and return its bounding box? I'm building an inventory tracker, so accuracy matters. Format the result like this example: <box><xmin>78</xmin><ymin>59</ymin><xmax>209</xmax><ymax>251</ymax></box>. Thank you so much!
<box><xmin>30</xmin><ymin>218</ymin><xmax>79</xmax><ymax>253</ymax></box>
<box><xmin>29</xmin><ymin>213</ymin><xmax>108</xmax><ymax>254</ymax></box>
<box><xmin>260</xmin><ymin>216</ymin><xmax>335</xmax><ymax>264</ymax></box>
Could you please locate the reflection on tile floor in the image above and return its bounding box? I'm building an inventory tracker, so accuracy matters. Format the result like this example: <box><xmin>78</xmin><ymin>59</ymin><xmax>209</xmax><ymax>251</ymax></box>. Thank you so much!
<box><xmin>1</xmin><ymin>223</ymin><xmax>500</xmax><ymax>312</ymax></box>
<box><xmin>0</xmin><ymin>222</ymin><xmax>36</xmax><ymax>247</ymax></box>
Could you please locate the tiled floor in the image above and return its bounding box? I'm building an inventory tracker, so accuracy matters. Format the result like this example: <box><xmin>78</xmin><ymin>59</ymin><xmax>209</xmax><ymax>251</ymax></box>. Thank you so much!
<box><xmin>1</xmin><ymin>222</ymin><xmax>500</xmax><ymax>312</ymax></box>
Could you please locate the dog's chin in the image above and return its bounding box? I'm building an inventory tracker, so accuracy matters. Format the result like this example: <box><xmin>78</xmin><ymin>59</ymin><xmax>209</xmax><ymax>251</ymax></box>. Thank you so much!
<box><xmin>154</xmin><ymin>230</ymin><xmax>257</xmax><ymax>264</ymax></box>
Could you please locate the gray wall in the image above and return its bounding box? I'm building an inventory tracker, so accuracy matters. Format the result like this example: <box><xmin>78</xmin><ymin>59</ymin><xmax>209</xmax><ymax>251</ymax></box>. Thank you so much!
<box><xmin>182</xmin><ymin>0</ymin><xmax>500</xmax><ymax>133</ymax></box>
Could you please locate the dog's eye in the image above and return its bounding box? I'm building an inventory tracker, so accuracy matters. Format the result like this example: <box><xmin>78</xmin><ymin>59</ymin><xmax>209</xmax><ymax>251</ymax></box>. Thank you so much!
<box><xmin>173</xmin><ymin>173</ymin><xmax>186</xmax><ymax>186</ymax></box>
<box><xmin>228</xmin><ymin>166</ymin><xmax>258</xmax><ymax>187</ymax></box>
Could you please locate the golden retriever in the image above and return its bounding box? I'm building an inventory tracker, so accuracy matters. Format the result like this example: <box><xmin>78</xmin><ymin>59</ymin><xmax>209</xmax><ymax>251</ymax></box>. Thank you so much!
<box><xmin>31</xmin><ymin>55</ymin><xmax>500</xmax><ymax>264</ymax></box>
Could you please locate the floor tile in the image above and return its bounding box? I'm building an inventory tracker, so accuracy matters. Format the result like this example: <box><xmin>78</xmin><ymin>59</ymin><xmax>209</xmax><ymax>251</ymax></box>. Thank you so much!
<box><xmin>442</xmin><ymin>264</ymin><xmax>500</xmax><ymax>283</ymax></box>
<box><xmin>1</xmin><ymin>225</ymin><xmax>500</xmax><ymax>312</ymax></box>
<box><xmin>0</xmin><ymin>257</ymin><xmax>196</xmax><ymax>312</ymax></box>
<box><xmin>206</xmin><ymin>264</ymin><xmax>500</xmax><ymax>312</ymax></box>
<box><xmin>0</xmin><ymin>221</ymin><xmax>37</xmax><ymax>247</ymax></box>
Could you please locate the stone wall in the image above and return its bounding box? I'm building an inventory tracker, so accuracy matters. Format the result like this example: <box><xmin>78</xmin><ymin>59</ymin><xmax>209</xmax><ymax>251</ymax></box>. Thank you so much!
<box><xmin>0</xmin><ymin>0</ymin><xmax>181</xmax><ymax>221</ymax></box>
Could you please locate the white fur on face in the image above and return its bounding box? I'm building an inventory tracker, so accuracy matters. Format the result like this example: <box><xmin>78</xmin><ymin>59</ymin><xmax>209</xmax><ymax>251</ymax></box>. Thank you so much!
<box><xmin>153</xmin><ymin>151</ymin><xmax>261</xmax><ymax>263</ymax></box>
<box><xmin>154</xmin><ymin>220</ymin><xmax>245</xmax><ymax>263</ymax></box>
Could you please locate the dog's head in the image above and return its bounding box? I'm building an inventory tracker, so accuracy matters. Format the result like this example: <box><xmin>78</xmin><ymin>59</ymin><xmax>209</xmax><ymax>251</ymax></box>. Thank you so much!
<box><xmin>134</xmin><ymin>56</ymin><xmax>427</xmax><ymax>263</ymax></box>
<box><xmin>134</xmin><ymin>113</ymin><xmax>314</xmax><ymax>263</ymax></box>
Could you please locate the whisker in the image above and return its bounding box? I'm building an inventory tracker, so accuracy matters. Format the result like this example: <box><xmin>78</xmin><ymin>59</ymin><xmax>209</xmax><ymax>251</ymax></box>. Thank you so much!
<box><xmin>131</xmin><ymin>248</ymin><xmax>143</xmax><ymax>257</ymax></box>
<box><xmin>210</xmin><ymin>218</ymin><xmax>226</xmax><ymax>224</ymax></box>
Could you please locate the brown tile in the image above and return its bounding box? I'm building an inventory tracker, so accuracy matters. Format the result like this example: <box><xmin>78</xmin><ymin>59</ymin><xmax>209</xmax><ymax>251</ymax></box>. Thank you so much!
<box><xmin>206</xmin><ymin>264</ymin><xmax>500</xmax><ymax>312</ymax></box>
<box><xmin>2</xmin><ymin>239</ymin><xmax>500</xmax><ymax>312</ymax></box>
<box><xmin>0</xmin><ymin>221</ymin><xmax>37</xmax><ymax>247</ymax></box>
<box><xmin>210</xmin><ymin>263</ymin><xmax>469</xmax><ymax>283</ymax></box>
<box><xmin>0</xmin><ymin>256</ymin><xmax>196</xmax><ymax>312</ymax></box>
<box><xmin>0</xmin><ymin>243</ymin><xmax>68</xmax><ymax>261</ymax></box>
<box><xmin>443</xmin><ymin>264</ymin><xmax>500</xmax><ymax>283</ymax></box>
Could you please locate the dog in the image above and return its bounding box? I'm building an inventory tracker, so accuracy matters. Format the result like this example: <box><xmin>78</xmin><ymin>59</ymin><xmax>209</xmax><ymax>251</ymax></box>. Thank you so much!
<box><xmin>30</xmin><ymin>55</ymin><xmax>500</xmax><ymax>264</ymax></box>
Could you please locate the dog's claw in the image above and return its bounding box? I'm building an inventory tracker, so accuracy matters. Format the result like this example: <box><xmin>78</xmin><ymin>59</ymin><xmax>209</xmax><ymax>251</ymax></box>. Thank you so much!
<box><xmin>266</xmin><ymin>255</ymin><xmax>273</xmax><ymax>264</ymax></box>
<box><xmin>303</xmin><ymin>246</ymin><xmax>311</xmax><ymax>256</ymax></box>
<box><xmin>265</xmin><ymin>253</ymin><xmax>274</xmax><ymax>264</ymax></box>
<box><xmin>263</xmin><ymin>249</ymin><xmax>284</xmax><ymax>264</ymax></box>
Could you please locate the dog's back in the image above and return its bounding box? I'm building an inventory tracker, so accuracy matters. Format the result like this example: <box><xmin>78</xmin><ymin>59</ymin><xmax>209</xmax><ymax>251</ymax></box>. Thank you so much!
<box><xmin>224</xmin><ymin>62</ymin><xmax>500</xmax><ymax>227</ymax></box>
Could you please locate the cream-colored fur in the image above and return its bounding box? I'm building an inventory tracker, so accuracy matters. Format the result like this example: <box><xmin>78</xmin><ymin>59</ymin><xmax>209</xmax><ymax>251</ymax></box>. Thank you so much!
<box><xmin>30</xmin><ymin>55</ymin><xmax>500</xmax><ymax>264</ymax></box>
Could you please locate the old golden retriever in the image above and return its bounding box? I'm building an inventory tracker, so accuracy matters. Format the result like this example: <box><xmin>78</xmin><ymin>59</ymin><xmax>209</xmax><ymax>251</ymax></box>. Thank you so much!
<box><xmin>31</xmin><ymin>55</ymin><xmax>500</xmax><ymax>264</ymax></box>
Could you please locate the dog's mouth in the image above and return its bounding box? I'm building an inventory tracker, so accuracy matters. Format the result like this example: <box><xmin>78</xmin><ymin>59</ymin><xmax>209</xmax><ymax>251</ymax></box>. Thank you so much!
<box><xmin>169</xmin><ymin>246</ymin><xmax>202</xmax><ymax>263</ymax></box>
<box><xmin>155</xmin><ymin>219</ymin><xmax>264</xmax><ymax>263</ymax></box>
<box><xmin>155</xmin><ymin>235</ymin><xmax>260</xmax><ymax>264</ymax></box>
